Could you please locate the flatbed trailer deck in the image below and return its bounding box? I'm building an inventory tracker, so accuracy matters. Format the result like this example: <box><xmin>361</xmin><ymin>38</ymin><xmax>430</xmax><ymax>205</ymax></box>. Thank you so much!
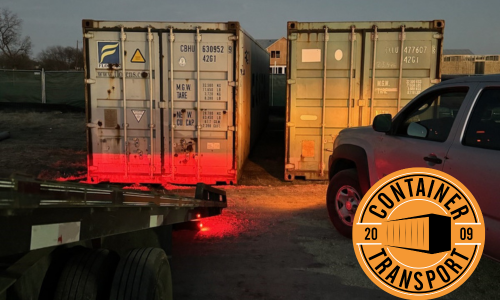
<box><xmin>0</xmin><ymin>176</ymin><xmax>227</xmax><ymax>299</ymax></box>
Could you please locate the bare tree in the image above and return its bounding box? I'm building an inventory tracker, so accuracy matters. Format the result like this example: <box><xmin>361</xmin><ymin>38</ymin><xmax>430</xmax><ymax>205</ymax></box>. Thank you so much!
<box><xmin>0</xmin><ymin>7</ymin><xmax>33</xmax><ymax>68</ymax></box>
<box><xmin>37</xmin><ymin>46</ymin><xmax>83</xmax><ymax>70</ymax></box>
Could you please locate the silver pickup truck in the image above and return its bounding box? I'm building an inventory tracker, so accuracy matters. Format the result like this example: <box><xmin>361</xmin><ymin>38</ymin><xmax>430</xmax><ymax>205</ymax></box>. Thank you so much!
<box><xmin>326</xmin><ymin>74</ymin><xmax>500</xmax><ymax>261</ymax></box>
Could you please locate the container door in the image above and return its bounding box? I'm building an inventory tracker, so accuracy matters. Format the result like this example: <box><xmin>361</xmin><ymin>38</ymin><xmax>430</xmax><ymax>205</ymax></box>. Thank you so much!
<box><xmin>162</xmin><ymin>32</ymin><xmax>235</xmax><ymax>184</ymax></box>
<box><xmin>362</xmin><ymin>30</ymin><xmax>441</xmax><ymax>125</ymax></box>
<box><xmin>86</xmin><ymin>30</ymin><xmax>161</xmax><ymax>183</ymax></box>
<box><xmin>286</xmin><ymin>30</ymin><xmax>362</xmax><ymax>180</ymax></box>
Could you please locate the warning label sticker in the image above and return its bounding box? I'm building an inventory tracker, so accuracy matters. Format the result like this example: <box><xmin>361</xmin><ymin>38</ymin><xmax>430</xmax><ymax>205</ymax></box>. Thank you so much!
<box><xmin>132</xmin><ymin>110</ymin><xmax>145</xmax><ymax>122</ymax></box>
<box><xmin>131</xmin><ymin>49</ymin><xmax>145</xmax><ymax>63</ymax></box>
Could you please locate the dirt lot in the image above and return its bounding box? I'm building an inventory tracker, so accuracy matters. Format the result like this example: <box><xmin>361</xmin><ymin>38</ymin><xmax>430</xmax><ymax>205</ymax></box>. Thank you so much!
<box><xmin>1</xmin><ymin>109</ymin><xmax>499</xmax><ymax>299</ymax></box>
<box><xmin>0</xmin><ymin>110</ymin><xmax>87</xmax><ymax>180</ymax></box>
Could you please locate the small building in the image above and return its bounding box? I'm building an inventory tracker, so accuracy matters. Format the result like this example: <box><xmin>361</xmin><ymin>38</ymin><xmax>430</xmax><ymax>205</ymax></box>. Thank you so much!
<box><xmin>442</xmin><ymin>49</ymin><xmax>500</xmax><ymax>75</ymax></box>
<box><xmin>257</xmin><ymin>37</ymin><xmax>287</xmax><ymax>74</ymax></box>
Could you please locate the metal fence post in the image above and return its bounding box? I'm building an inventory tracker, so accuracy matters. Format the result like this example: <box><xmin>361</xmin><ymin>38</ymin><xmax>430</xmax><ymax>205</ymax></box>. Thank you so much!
<box><xmin>41</xmin><ymin>68</ymin><xmax>46</xmax><ymax>104</ymax></box>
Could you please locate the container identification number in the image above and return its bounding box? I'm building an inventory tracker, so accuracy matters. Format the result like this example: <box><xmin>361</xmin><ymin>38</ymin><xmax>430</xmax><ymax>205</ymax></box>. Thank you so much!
<box><xmin>202</xmin><ymin>45</ymin><xmax>224</xmax><ymax>53</ymax></box>
<box><xmin>385</xmin><ymin>46</ymin><xmax>428</xmax><ymax>54</ymax></box>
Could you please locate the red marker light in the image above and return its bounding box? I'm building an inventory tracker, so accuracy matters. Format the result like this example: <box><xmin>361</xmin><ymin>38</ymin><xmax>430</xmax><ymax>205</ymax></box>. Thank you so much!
<box><xmin>196</xmin><ymin>214</ymin><xmax>201</xmax><ymax>218</ymax></box>
<box><xmin>199</xmin><ymin>223</ymin><xmax>203</xmax><ymax>229</ymax></box>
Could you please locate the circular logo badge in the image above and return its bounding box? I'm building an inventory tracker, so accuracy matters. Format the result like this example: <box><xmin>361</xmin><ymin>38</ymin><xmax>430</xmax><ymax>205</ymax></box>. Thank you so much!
<box><xmin>179</xmin><ymin>56</ymin><xmax>186</xmax><ymax>67</ymax></box>
<box><xmin>353</xmin><ymin>168</ymin><xmax>485</xmax><ymax>299</ymax></box>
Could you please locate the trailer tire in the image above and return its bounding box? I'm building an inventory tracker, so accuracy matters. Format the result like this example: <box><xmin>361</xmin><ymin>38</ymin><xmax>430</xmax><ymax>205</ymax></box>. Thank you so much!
<box><xmin>54</xmin><ymin>248</ymin><xmax>120</xmax><ymax>300</ymax></box>
<box><xmin>110</xmin><ymin>248</ymin><xmax>173</xmax><ymax>300</ymax></box>
<box><xmin>326</xmin><ymin>168</ymin><xmax>363</xmax><ymax>238</ymax></box>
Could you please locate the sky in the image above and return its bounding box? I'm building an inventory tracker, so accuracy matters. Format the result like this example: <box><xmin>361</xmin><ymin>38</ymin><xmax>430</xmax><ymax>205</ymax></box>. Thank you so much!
<box><xmin>3</xmin><ymin>0</ymin><xmax>500</xmax><ymax>56</ymax></box>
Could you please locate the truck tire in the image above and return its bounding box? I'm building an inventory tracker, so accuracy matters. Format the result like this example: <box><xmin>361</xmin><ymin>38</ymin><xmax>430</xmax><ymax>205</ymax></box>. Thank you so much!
<box><xmin>110</xmin><ymin>248</ymin><xmax>173</xmax><ymax>300</ymax></box>
<box><xmin>326</xmin><ymin>169</ymin><xmax>363</xmax><ymax>238</ymax></box>
<box><xmin>53</xmin><ymin>248</ymin><xmax>119</xmax><ymax>300</ymax></box>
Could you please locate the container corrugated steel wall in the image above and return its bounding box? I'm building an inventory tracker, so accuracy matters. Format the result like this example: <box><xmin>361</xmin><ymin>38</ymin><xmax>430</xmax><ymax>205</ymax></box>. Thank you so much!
<box><xmin>82</xmin><ymin>20</ymin><xmax>268</xmax><ymax>185</ymax></box>
<box><xmin>285</xmin><ymin>20</ymin><xmax>444</xmax><ymax>181</ymax></box>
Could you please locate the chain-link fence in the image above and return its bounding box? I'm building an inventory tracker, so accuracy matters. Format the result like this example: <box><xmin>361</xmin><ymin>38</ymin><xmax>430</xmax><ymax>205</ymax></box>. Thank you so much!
<box><xmin>0</xmin><ymin>69</ymin><xmax>84</xmax><ymax>109</ymax></box>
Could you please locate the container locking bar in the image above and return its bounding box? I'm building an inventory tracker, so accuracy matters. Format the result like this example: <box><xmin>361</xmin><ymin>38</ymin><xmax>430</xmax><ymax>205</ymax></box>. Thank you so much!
<box><xmin>147</xmin><ymin>26</ymin><xmax>155</xmax><ymax>178</ymax></box>
<box><xmin>370</xmin><ymin>26</ymin><xmax>378</xmax><ymax>123</ymax></box>
<box><xmin>320</xmin><ymin>26</ymin><xmax>329</xmax><ymax>177</ymax></box>
<box><xmin>120</xmin><ymin>26</ymin><xmax>129</xmax><ymax>178</ymax></box>
<box><xmin>196</xmin><ymin>27</ymin><xmax>202</xmax><ymax>180</ymax></box>
<box><xmin>397</xmin><ymin>26</ymin><xmax>406</xmax><ymax>112</ymax></box>
<box><xmin>169</xmin><ymin>27</ymin><xmax>175</xmax><ymax>179</ymax></box>
<box><xmin>348</xmin><ymin>25</ymin><xmax>355</xmax><ymax>128</ymax></box>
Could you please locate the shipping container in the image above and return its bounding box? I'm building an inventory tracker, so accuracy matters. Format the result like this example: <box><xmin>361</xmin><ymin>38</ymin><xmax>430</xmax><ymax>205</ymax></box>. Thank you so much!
<box><xmin>285</xmin><ymin>20</ymin><xmax>444</xmax><ymax>181</ymax></box>
<box><xmin>387</xmin><ymin>214</ymin><xmax>451</xmax><ymax>254</ymax></box>
<box><xmin>82</xmin><ymin>20</ymin><xmax>269</xmax><ymax>185</ymax></box>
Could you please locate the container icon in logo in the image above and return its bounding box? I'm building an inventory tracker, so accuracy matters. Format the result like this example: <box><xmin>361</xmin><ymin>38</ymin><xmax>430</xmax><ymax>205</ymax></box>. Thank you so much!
<box><xmin>98</xmin><ymin>42</ymin><xmax>120</xmax><ymax>68</ymax></box>
<box><xmin>387</xmin><ymin>214</ymin><xmax>451</xmax><ymax>254</ymax></box>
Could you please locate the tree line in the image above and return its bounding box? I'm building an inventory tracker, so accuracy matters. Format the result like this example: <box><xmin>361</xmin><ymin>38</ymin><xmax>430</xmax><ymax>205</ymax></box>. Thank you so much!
<box><xmin>0</xmin><ymin>7</ymin><xmax>83</xmax><ymax>71</ymax></box>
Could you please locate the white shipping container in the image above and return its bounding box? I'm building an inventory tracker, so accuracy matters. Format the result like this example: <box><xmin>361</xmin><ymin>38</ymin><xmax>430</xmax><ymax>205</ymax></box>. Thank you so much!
<box><xmin>82</xmin><ymin>20</ymin><xmax>269</xmax><ymax>185</ymax></box>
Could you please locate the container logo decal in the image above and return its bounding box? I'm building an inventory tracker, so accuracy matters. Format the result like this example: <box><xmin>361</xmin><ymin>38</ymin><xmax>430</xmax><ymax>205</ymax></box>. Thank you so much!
<box><xmin>131</xmin><ymin>49</ymin><xmax>145</xmax><ymax>63</ymax></box>
<box><xmin>352</xmin><ymin>168</ymin><xmax>484</xmax><ymax>299</ymax></box>
<box><xmin>179</xmin><ymin>56</ymin><xmax>186</xmax><ymax>67</ymax></box>
<box><xmin>132</xmin><ymin>110</ymin><xmax>145</xmax><ymax>123</ymax></box>
<box><xmin>98</xmin><ymin>42</ymin><xmax>120</xmax><ymax>68</ymax></box>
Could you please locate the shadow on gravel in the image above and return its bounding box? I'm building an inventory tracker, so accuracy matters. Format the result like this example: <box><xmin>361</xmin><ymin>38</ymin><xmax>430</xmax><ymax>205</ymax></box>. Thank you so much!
<box><xmin>240</xmin><ymin>108</ymin><xmax>324</xmax><ymax>187</ymax></box>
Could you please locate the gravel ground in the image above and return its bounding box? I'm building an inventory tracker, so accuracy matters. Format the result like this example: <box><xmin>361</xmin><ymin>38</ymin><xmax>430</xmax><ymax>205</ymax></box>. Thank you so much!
<box><xmin>170</xmin><ymin>185</ymin><xmax>500</xmax><ymax>300</ymax></box>
<box><xmin>0</xmin><ymin>110</ymin><xmax>86</xmax><ymax>180</ymax></box>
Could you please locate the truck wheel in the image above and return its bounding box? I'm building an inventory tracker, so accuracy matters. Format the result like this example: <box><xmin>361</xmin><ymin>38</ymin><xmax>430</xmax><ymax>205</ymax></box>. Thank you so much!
<box><xmin>53</xmin><ymin>248</ymin><xmax>119</xmax><ymax>300</ymax></box>
<box><xmin>110</xmin><ymin>248</ymin><xmax>172</xmax><ymax>300</ymax></box>
<box><xmin>326</xmin><ymin>169</ymin><xmax>363</xmax><ymax>238</ymax></box>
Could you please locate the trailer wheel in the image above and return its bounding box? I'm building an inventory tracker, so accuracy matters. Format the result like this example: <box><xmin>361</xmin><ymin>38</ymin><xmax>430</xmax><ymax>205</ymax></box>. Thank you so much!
<box><xmin>110</xmin><ymin>248</ymin><xmax>172</xmax><ymax>300</ymax></box>
<box><xmin>53</xmin><ymin>248</ymin><xmax>119</xmax><ymax>300</ymax></box>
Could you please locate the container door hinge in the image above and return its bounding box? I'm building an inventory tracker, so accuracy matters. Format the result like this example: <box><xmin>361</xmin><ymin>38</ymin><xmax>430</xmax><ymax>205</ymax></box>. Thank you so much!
<box><xmin>228</xmin><ymin>126</ymin><xmax>235</xmax><ymax>131</ymax></box>
<box><xmin>285</xmin><ymin>164</ymin><xmax>295</xmax><ymax>170</ymax></box>
<box><xmin>85</xmin><ymin>79</ymin><xmax>96</xmax><ymax>84</ymax></box>
<box><xmin>228</xmin><ymin>35</ymin><xmax>238</xmax><ymax>41</ymax></box>
<box><xmin>286</xmin><ymin>122</ymin><xmax>295</xmax><ymax>127</ymax></box>
<box><xmin>431</xmin><ymin>79</ymin><xmax>441</xmax><ymax>84</ymax></box>
<box><xmin>399</xmin><ymin>33</ymin><xmax>406</xmax><ymax>41</ymax></box>
<box><xmin>158</xmin><ymin>102</ymin><xmax>168</xmax><ymax>109</ymax></box>
<box><xmin>288</xmin><ymin>35</ymin><xmax>297</xmax><ymax>41</ymax></box>
<box><xmin>228</xmin><ymin>81</ymin><xmax>237</xmax><ymax>87</ymax></box>
<box><xmin>84</xmin><ymin>33</ymin><xmax>94</xmax><ymax>39</ymax></box>
<box><xmin>433</xmin><ymin>34</ymin><xmax>444</xmax><ymax>39</ymax></box>
<box><xmin>287</xmin><ymin>79</ymin><xmax>296</xmax><ymax>84</ymax></box>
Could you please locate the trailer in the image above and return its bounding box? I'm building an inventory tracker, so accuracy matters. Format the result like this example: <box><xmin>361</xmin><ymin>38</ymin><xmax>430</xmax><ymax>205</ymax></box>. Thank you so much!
<box><xmin>0</xmin><ymin>175</ymin><xmax>226</xmax><ymax>300</ymax></box>
<box><xmin>284</xmin><ymin>20</ymin><xmax>445</xmax><ymax>181</ymax></box>
<box><xmin>82</xmin><ymin>20</ymin><xmax>269</xmax><ymax>186</ymax></box>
